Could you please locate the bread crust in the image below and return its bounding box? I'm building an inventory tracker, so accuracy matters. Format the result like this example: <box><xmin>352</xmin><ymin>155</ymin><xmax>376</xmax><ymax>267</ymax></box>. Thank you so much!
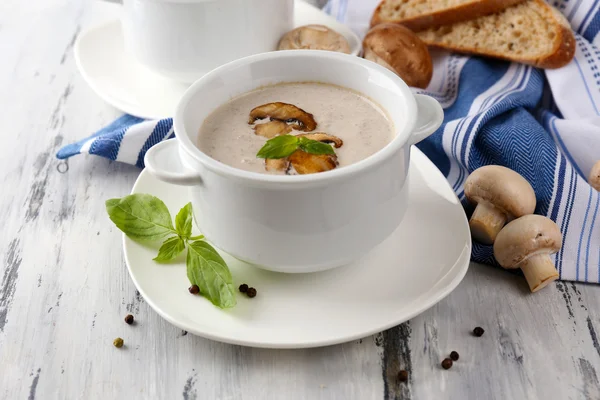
<box><xmin>362</xmin><ymin>24</ymin><xmax>433</xmax><ymax>88</ymax></box>
<box><xmin>370</xmin><ymin>0</ymin><xmax>525</xmax><ymax>31</ymax></box>
<box><xmin>534</xmin><ymin>7</ymin><xmax>576</xmax><ymax>68</ymax></box>
<box><xmin>415</xmin><ymin>0</ymin><xmax>575</xmax><ymax>69</ymax></box>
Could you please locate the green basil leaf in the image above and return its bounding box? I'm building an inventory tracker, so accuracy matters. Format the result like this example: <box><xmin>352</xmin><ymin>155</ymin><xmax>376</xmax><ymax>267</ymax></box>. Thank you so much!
<box><xmin>153</xmin><ymin>236</ymin><xmax>186</xmax><ymax>262</ymax></box>
<box><xmin>189</xmin><ymin>235</ymin><xmax>205</xmax><ymax>241</ymax></box>
<box><xmin>187</xmin><ymin>241</ymin><xmax>236</xmax><ymax>309</ymax></box>
<box><xmin>105</xmin><ymin>194</ymin><xmax>176</xmax><ymax>241</ymax></box>
<box><xmin>298</xmin><ymin>137</ymin><xmax>336</xmax><ymax>156</ymax></box>
<box><xmin>175</xmin><ymin>202</ymin><xmax>193</xmax><ymax>239</ymax></box>
<box><xmin>256</xmin><ymin>135</ymin><xmax>299</xmax><ymax>159</ymax></box>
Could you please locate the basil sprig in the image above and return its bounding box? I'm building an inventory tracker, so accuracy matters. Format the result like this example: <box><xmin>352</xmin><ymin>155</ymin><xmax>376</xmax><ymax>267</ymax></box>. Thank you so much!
<box><xmin>106</xmin><ymin>194</ymin><xmax>236</xmax><ymax>309</ymax></box>
<box><xmin>256</xmin><ymin>135</ymin><xmax>335</xmax><ymax>159</ymax></box>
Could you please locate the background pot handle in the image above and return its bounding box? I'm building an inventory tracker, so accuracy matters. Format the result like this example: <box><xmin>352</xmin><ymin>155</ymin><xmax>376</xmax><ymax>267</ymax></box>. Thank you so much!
<box><xmin>99</xmin><ymin>0</ymin><xmax>123</xmax><ymax>4</ymax></box>
<box><xmin>407</xmin><ymin>94</ymin><xmax>444</xmax><ymax>146</ymax></box>
<box><xmin>144</xmin><ymin>140</ymin><xmax>203</xmax><ymax>186</ymax></box>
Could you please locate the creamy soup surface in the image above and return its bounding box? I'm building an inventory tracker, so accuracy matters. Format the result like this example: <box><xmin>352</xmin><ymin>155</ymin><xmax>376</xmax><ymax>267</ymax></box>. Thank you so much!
<box><xmin>197</xmin><ymin>82</ymin><xmax>394</xmax><ymax>175</ymax></box>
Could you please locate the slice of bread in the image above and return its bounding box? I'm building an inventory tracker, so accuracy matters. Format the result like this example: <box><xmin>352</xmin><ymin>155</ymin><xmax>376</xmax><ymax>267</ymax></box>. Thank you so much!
<box><xmin>370</xmin><ymin>0</ymin><xmax>524</xmax><ymax>31</ymax></box>
<box><xmin>416</xmin><ymin>0</ymin><xmax>575</xmax><ymax>69</ymax></box>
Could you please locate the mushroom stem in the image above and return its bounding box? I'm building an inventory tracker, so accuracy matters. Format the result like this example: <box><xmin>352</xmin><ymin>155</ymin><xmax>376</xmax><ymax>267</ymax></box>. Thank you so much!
<box><xmin>520</xmin><ymin>254</ymin><xmax>559</xmax><ymax>292</ymax></box>
<box><xmin>469</xmin><ymin>201</ymin><xmax>507</xmax><ymax>245</ymax></box>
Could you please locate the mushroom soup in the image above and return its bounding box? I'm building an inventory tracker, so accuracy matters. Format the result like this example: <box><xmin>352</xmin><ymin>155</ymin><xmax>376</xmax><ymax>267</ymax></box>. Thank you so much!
<box><xmin>196</xmin><ymin>82</ymin><xmax>395</xmax><ymax>175</ymax></box>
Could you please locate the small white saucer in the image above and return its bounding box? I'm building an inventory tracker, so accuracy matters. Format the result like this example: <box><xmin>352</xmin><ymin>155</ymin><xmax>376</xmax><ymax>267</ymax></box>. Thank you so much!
<box><xmin>124</xmin><ymin>148</ymin><xmax>471</xmax><ymax>349</ymax></box>
<box><xmin>75</xmin><ymin>1</ymin><xmax>363</xmax><ymax>119</ymax></box>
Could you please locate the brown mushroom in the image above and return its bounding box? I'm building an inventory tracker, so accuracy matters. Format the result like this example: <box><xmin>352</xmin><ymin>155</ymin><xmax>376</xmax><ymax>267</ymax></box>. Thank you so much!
<box><xmin>289</xmin><ymin>150</ymin><xmax>338</xmax><ymax>175</ymax></box>
<box><xmin>278</xmin><ymin>25</ymin><xmax>351</xmax><ymax>54</ymax></box>
<box><xmin>464</xmin><ymin>166</ymin><xmax>536</xmax><ymax>245</ymax></box>
<box><xmin>265</xmin><ymin>158</ymin><xmax>290</xmax><ymax>173</ymax></box>
<box><xmin>254</xmin><ymin>120</ymin><xmax>292</xmax><ymax>138</ymax></box>
<box><xmin>362</xmin><ymin>23</ymin><xmax>433</xmax><ymax>89</ymax></box>
<box><xmin>589</xmin><ymin>160</ymin><xmax>600</xmax><ymax>191</ymax></box>
<box><xmin>296</xmin><ymin>133</ymin><xmax>343</xmax><ymax>148</ymax></box>
<box><xmin>289</xmin><ymin>132</ymin><xmax>342</xmax><ymax>174</ymax></box>
<box><xmin>494</xmin><ymin>215</ymin><xmax>562</xmax><ymax>292</ymax></box>
<box><xmin>264</xmin><ymin>132</ymin><xmax>343</xmax><ymax>175</ymax></box>
<box><xmin>249</xmin><ymin>102</ymin><xmax>317</xmax><ymax>132</ymax></box>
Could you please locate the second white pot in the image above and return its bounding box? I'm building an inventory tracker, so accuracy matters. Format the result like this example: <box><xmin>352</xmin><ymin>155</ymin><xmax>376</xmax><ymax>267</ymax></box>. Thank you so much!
<box><xmin>105</xmin><ymin>0</ymin><xmax>295</xmax><ymax>82</ymax></box>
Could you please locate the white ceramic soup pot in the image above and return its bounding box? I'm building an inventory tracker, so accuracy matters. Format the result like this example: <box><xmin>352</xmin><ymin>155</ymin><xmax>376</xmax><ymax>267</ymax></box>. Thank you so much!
<box><xmin>145</xmin><ymin>50</ymin><xmax>444</xmax><ymax>273</ymax></box>
<box><xmin>104</xmin><ymin>0</ymin><xmax>294</xmax><ymax>82</ymax></box>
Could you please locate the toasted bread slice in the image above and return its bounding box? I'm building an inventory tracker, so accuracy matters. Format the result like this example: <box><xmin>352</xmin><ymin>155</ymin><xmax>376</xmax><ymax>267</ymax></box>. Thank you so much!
<box><xmin>416</xmin><ymin>0</ymin><xmax>575</xmax><ymax>69</ymax></box>
<box><xmin>370</xmin><ymin>0</ymin><xmax>524</xmax><ymax>31</ymax></box>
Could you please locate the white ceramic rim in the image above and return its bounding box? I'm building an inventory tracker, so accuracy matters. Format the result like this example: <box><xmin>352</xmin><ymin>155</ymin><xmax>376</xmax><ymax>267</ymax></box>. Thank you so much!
<box><xmin>173</xmin><ymin>50</ymin><xmax>418</xmax><ymax>185</ymax></box>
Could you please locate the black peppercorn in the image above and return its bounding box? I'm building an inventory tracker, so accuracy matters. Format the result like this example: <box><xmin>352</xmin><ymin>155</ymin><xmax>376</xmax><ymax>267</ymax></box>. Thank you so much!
<box><xmin>124</xmin><ymin>314</ymin><xmax>134</xmax><ymax>325</ymax></box>
<box><xmin>450</xmin><ymin>351</ymin><xmax>459</xmax><ymax>361</ymax></box>
<box><xmin>473</xmin><ymin>327</ymin><xmax>485</xmax><ymax>337</ymax></box>
<box><xmin>441</xmin><ymin>358</ymin><xmax>453</xmax><ymax>370</ymax></box>
<box><xmin>398</xmin><ymin>370</ymin><xmax>408</xmax><ymax>382</ymax></box>
<box><xmin>189</xmin><ymin>285</ymin><xmax>200</xmax><ymax>295</ymax></box>
<box><xmin>239</xmin><ymin>284</ymin><xmax>249</xmax><ymax>293</ymax></box>
<box><xmin>247</xmin><ymin>287</ymin><xmax>257</xmax><ymax>298</ymax></box>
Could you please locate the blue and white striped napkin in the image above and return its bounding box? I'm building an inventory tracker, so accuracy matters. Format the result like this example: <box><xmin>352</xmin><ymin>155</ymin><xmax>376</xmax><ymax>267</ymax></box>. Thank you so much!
<box><xmin>59</xmin><ymin>0</ymin><xmax>600</xmax><ymax>284</ymax></box>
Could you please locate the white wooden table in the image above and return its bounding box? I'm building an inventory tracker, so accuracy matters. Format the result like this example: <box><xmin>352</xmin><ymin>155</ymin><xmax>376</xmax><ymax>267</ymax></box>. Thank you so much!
<box><xmin>1</xmin><ymin>1</ymin><xmax>599</xmax><ymax>399</ymax></box>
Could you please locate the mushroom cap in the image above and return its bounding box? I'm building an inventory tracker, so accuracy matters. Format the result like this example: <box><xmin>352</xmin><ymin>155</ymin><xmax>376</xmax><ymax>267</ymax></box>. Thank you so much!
<box><xmin>289</xmin><ymin>150</ymin><xmax>338</xmax><ymax>175</ymax></box>
<box><xmin>249</xmin><ymin>102</ymin><xmax>317</xmax><ymax>132</ymax></box>
<box><xmin>464</xmin><ymin>165</ymin><xmax>536</xmax><ymax>219</ymax></box>
<box><xmin>493</xmin><ymin>215</ymin><xmax>562</xmax><ymax>269</ymax></box>
<box><xmin>278</xmin><ymin>25</ymin><xmax>351</xmax><ymax>54</ymax></box>
<box><xmin>362</xmin><ymin>23</ymin><xmax>433</xmax><ymax>89</ymax></box>
<box><xmin>589</xmin><ymin>160</ymin><xmax>600</xmax><ymax>191</ymax></box>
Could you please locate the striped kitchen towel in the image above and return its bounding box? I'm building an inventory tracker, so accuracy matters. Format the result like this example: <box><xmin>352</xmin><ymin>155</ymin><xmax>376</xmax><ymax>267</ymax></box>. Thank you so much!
<box><xmin>58</xmin><ymin>0</ymin><xmax>600</xmax><ymax>283</ymax></box>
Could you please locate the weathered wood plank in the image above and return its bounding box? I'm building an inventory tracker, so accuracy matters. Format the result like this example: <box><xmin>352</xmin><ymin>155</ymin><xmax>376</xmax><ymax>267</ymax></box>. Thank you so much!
<box><xmin>399</xmin><ymin>265</ymin><xmax>600</xmax><ymax>400</ymax></box>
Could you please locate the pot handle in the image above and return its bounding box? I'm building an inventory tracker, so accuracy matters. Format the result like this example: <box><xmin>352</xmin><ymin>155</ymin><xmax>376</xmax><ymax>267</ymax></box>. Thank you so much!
<box><xmin>144</xmin><ymin>139</ymin><xmax>203</xmax><ymax>186</ymax></box>
<box><xmin>407</xmin><ymin>94</ymin><xmax>444</xmax><ymax>146</ymax></box>
<box><xmin>99</xmin><ymin>0</ymin><xmax>123</xmax><ymax>3</ymax></box>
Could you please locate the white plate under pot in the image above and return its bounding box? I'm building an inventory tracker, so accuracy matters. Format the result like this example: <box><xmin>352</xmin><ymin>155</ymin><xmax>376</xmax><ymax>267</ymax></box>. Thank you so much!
<box><xmin>75</xmin><ymin>1</ymin><xmax>363</xmax><ymax>119</ymax></box>
<box><xmin>123</xmin><ymin>148</ymin><xmax>471</xmax><ymax>349</ymax></box>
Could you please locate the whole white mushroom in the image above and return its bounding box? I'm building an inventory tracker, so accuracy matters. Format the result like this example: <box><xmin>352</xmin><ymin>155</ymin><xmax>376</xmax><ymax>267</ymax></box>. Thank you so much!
<box><xmin>464</xmin><ymin>166</ymin><xmax>536</xmax><ymax>245</ymax></box>
<box><xmin>278</xmin><ymin>25</ymin><xmax>351</xmax><ymax>54</ymax></box>
<box><xmin>494</xmin><ymin>215</ymin><xmax>562</xmax><ymax>292</ymax></box>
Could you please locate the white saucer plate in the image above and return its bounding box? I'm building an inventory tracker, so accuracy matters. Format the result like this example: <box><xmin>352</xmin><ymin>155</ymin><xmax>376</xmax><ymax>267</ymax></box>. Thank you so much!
<box><xmin>75</xmin><ymin>1</ymin><xmax>363</xmax><ymax>119</ymax></box>
<box><xmin>124</xmin><ymin>148</ymin><xmax>471</xmax><ymax>349</ymax></box>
